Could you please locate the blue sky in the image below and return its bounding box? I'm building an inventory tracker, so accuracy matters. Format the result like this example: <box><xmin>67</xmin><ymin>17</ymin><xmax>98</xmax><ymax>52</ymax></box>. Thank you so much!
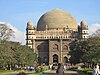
<box><xmin>0</xmin><ymin>0</ymin><xmax>100</xmax><ymax>32</ymax></box>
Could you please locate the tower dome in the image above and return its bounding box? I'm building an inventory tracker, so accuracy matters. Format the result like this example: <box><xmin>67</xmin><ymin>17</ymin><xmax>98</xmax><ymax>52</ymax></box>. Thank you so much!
<box><xmin>27</xmin><ymin>21</ymin><xmax>35</xmax><ymax>29</ymax></box>
<box><xmin>81</xmin><ymin>20</ymin><xmax>88</xmax><ymax>29</ymax></box>
<box><xmin>37</xmin><ymin>9</ymin><xmax>78</xmax><ymax>31</ymax></box>
<box><xmin>27</xmin><ymin>21</ymin><xmax>33</xmax><ymax>26</ymax></box>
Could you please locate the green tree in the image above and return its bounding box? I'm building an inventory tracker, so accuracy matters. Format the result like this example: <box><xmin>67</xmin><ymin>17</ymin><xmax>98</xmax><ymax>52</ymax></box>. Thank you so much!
<box><xmin>69</xmin><ymin>40</ymin><xmax>88</xmax><ymax>64</ymax></box>
<box><xmin>82</xmin><ymin>37</ymin><xmax>100</xmax><ymax>65</ymax></box>
<box><xmin>82</xmin><ymin>29</ymin><xmax>100</xmax><ymax>65</ymax></box>
<box><xmin>69</xmin><ymin>29</ymin><xmax>100</xmax><ymax>66</ymax></box>
<box><xmin>0</xmin><ymin>40</ymin><xmax>37</xmax><ymax>70</ymax></box>
<box><xmin>0</xmin><ymin>40</ymin><xmax>15</xmax><ymax>69</ymax></box>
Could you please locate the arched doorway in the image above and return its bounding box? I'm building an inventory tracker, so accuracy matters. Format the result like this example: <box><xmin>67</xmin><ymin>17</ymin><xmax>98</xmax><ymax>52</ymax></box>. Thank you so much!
<box><xmin>53</xmin><ymin>54</ymin><xmax>58</xmax><ymax>63</ymax></box>
<box><xmin>43</xmin><ymin>57</ymin><xmax>48</xmax><ymax>65</ymax></box>
<box><xmin>63</xmin><ymin>57</ymin><xmax>68</xmax><ymax>63</ymax></box>
<box><xmin>38</xmin><ymin>57</ymin><xmax>41</xmax><ymax>65</ymax></box>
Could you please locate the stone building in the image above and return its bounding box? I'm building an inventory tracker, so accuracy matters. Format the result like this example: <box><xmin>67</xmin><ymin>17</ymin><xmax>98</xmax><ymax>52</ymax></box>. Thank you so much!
<box><xmin>26</xmin><ymin>9</ymin><xmax>88</xmax><ymax>65</ymax></box>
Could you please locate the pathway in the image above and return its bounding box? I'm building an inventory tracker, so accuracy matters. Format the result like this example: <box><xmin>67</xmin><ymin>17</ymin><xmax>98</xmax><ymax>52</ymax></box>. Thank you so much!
<box><xmin>42</xmin><ymin>70</ymin><xmax>79</xmax><ymax>75</ymax></box>
<box><xmin>1</xmin><ymin>70</ymin><xmax>79</xmax><ymax>75</ymax></box>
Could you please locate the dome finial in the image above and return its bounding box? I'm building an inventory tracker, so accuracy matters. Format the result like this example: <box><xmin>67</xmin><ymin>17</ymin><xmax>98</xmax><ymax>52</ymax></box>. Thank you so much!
<box><xmin>27</xmin><ymin>21</ymin><xmax>33</xmax><ymax>26</ymax></box>
<box><xmin>81</xmin><ymin>20</ymin><xmax>88</xmax><ymax>29</ymax></box>
<box><xmin>81</xmin><ymin>20</ymin><xmax>87</xmax><ymax>26</ymax></box>
<box><xmin>27</xmin><ymin>21</ymin><xmax>35</xmax><ymax>29</ymax></box>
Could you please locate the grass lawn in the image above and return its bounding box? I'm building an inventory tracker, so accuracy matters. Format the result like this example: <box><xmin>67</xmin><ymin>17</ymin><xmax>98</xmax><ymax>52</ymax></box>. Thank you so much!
<box><xmin>28</xmin><ymin>74</ymin><xmax>39</xmax><ymax>75</ymax></box>
<box><xmin>0</xmin><ymin>70</ymin><xmax>41</xmax><ymax>75</ymax></box>
<box><xmin>0</xmin><ymin>70</ymin><xmax>14</xmax><ymax>73</ymax></box>
<box><xmin>28</xmin><ymin>72</ymin><xmax>42</xmax><ymax>75</ymax></box>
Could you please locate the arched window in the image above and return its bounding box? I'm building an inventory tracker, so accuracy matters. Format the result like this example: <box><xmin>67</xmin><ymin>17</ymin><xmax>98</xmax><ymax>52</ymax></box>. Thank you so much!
<box><xmin>53</xmin><ymin>44</ymin><xmax>58</xmax><ymax>50</ymax></box>
<box><xmin>63</xmin><ymin>45</ymin><xmax>68</xmax><ymax>50</ymax></box>
<box><xmin>43</xmin><ymin>57</ymin><xmax>48</xmax><ymax>65</ymax></box>
<box><xmin>63</xmin><ymin>56</ymin><xmax>68</xmax><ymax>63</ymax></box>
<box><xmin>84</xmin><ymin>31</ymin><xmax>85</xmax><ymax>33</ymax></box>
<box><xmin>38</xmin><ymin>57</ymin><xmax>41</xmax><ymax>64</ymax></box>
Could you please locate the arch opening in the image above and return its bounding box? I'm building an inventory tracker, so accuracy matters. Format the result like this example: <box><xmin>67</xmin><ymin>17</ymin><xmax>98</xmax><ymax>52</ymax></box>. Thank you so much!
<box><xmin>53</xmin><ymin>54</ymin><xmax>58</xmax><ymax>63</ymax></box>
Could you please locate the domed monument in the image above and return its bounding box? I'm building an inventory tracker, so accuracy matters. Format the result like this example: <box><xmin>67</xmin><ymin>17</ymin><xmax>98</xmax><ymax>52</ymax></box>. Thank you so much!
<box><xmin>26</xmin><ymin>9</ymin><xmax>89</xmax><ymax>65</ymax></box>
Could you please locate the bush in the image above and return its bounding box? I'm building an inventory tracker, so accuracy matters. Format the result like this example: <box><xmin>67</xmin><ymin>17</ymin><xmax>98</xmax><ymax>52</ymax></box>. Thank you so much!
<box><xmin>42</xmin><ymin>66</ymin><xmax>48</xmax><ymax>71</ymax></box>
<box><xmin>68</xmin><ymin>67</ymin><xmax>77</xmax><ymax>71</ymax></box>
<box><xmin>35</xmin><ymin>66</ymin><xmax>48</xmax><ymax>73</ymax></box>
<box><xmin>17</xmin><ymin>72</ymin><xmax>27</xmax><ymax>75</ymax></box>
<box><xmin>35</xmin><ymin>67</ymin><xmax>42</xmax><ymax>73</ymax></box>
<box><xmin>77</xmin><ymin>68</ymin><xmax>92</xmax><ymax>73</ymax></box>
<box><xmin>87</xmin><ymin>71</ymin><xmax>92</xmax><ymax>75</ymax></box>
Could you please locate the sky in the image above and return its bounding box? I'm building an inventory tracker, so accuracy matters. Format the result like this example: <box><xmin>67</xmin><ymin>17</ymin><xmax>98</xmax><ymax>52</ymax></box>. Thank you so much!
<box><xmin>0</xmin><ymin>0</ymin><xmax>100</xmax><ymax>44</ymax></box>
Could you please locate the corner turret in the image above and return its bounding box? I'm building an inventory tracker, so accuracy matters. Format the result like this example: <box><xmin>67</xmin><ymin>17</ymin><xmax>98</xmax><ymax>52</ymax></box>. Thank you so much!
<box><xmin>26</xmin><ymin>21</ymin><xmax>36</xmax><ymax>47</ymax></box>
<box><xmin>26</xmin><ymin>21</ymin><xmax>35</xmax><ymax>30</ymax></box>
<box><xmin>79</xmin><ymin>20</ymin><xmax>89</xmax><ymax>39</ymax></box>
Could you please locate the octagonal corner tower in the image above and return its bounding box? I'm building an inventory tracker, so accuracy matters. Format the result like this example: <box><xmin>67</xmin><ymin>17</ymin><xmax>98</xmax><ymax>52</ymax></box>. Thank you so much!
<box><xmin>37</xmin><ymin>9</ymin><xmax>78</xmax><ymax>31</ymax></box>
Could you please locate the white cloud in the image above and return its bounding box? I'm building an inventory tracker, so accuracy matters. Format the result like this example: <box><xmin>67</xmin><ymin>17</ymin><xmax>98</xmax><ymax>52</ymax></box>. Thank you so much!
<box><xmin>0</xmin><ymin>22</ymin><xmax>25</xmax><ymax>45</ymax></box>
<box><xmin>10</xmin><ymin>26</ymin><xmax>26</xmax><ymax>45</ymax></box>
<box><xmin>89</xmin><ymin>24</ymin><xmax>100</xmax><ymax>35</ymax></box>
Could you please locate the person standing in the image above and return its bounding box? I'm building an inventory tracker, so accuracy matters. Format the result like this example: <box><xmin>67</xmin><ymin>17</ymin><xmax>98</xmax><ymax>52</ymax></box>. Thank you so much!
<box><xmin>64</xmin><ymin>64</ymin><xmax>67</xmax><ymax>70</ymax></box>
<box><xmin>56</xmin><ymin>63</ymin><xmax>64</xmax><ymax>75</ymax></box>
<box><xmin>49</xmin><ymin>63</ymin><xmax>53</xmax><ymax>70</ymax></box>
<box><xmin>96</xmin><ymin>64</ymin><xmax>100</xmax><ymax>75</ymax></box>
<box><xmin>93</xmin><ymin>64</ymin><xmax>100</xmax><ymax>75</ymax></box>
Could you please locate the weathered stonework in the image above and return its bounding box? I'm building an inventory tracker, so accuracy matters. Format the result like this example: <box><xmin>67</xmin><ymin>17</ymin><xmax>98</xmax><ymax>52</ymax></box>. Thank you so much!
<box><xmin>26</xmin><ymin>9</ymin><xmax>89</xmax><ymax>65</ymax></box>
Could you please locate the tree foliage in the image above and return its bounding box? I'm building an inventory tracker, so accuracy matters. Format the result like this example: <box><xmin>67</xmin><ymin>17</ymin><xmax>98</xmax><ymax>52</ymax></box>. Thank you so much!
<box><xmin>0</xmin><ymin>40</ymin><xmax>37</xmax><ymax>70</ymax></box>
<box><xmin>69</xmin><ymin>40</ymin><xmax>88</xmax><ymax>64</ymax></box>
<box><xmin>92</xmin><ymin>29</ymin><xmax>100</xmax><ymax>38</ymax></box>
<box><xmin>69</xmin><ymin>29</ymin><xmax>100</xmax><ymax>65</ymax></box>
<box><xmin>0</xmin><ymin>24</ymin><xmax>14</xmax><ymax>40</ymax></box>
<box><xmin>82</xmin><ymin>36</ymin><xmax>100</xmax><ymax>64</ymax></box>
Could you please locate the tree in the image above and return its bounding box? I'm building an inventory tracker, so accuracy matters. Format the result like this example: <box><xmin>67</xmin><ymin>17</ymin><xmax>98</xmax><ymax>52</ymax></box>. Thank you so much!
<box><xmin>0</xmin><ymin>40</ymin><xmax>15</xmax><ymax>69</ymax></box>
<box><xmin>0</xmin><ymin>40</ymin><xmax>37</xmax><ymax>70</ymax></box>
<box><xmin>82</xmin><ymin>37</ymin><xmax>100</xmax><ymax>65</ymax></box>
<box><xmin>69</xmin><ymin>40</ymin><xmax>88</xmax><ymax>64</ymax></box>
<box><xmin>69</xmin><ymin>29</ymin><xmax>100</xmax><ymax>66</ymax></box>
<box><xmin>0</xmin><ymin>24</ymin><xmax>14</xmax><ymax>40</ymax></box>
<box><xmin>83</xmin><ymin>29</ymin><xmax>100</xmax><ymax>65</ymax></box>
<box><xmin>92</xmin><ymin>29</ymin><xmax>100</xmax><ymax>38</ymax></box>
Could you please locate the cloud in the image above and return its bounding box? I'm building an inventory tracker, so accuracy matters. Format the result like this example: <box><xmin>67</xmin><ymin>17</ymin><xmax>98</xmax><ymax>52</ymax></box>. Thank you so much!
<box><xmin>89</xmin><ymin>24</ymin><xmax>100</xmax><ymax>35</ymax></box>
<box><xmin>9</xmin><ymin>26</ymin><xmax>26</xmax><ymax>45</ymax></box>
<box><xmin>0</xmin><ymin>22</ymin><xmax>25</xmax><ymax>45</ymax></box>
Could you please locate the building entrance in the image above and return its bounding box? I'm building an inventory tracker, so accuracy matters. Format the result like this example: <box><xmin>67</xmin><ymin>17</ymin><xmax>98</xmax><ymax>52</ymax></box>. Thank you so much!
<box><xmin>53</xmin><ymin>54</ymin><xmax>58</xmax><ymax>63</ymax></box>
<box><xmin>63</xmin><ymin>57</ymin><xmax>68</xmax><ymax>63</ymax></box>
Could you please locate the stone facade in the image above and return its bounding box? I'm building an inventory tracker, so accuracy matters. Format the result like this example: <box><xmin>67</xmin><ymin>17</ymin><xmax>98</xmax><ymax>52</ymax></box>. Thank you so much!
<box><xmin>26</xmin><ymin>9</ymin><xmax>89</xmax><ymax>65</ymax></box>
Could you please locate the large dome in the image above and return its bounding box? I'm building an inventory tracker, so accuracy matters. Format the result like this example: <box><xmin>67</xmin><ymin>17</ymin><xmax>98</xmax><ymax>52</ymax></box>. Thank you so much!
<box><xmin>37</xmin><ymin>9</ymin><xmax>77</xmax><ymax>31</ymax></box>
